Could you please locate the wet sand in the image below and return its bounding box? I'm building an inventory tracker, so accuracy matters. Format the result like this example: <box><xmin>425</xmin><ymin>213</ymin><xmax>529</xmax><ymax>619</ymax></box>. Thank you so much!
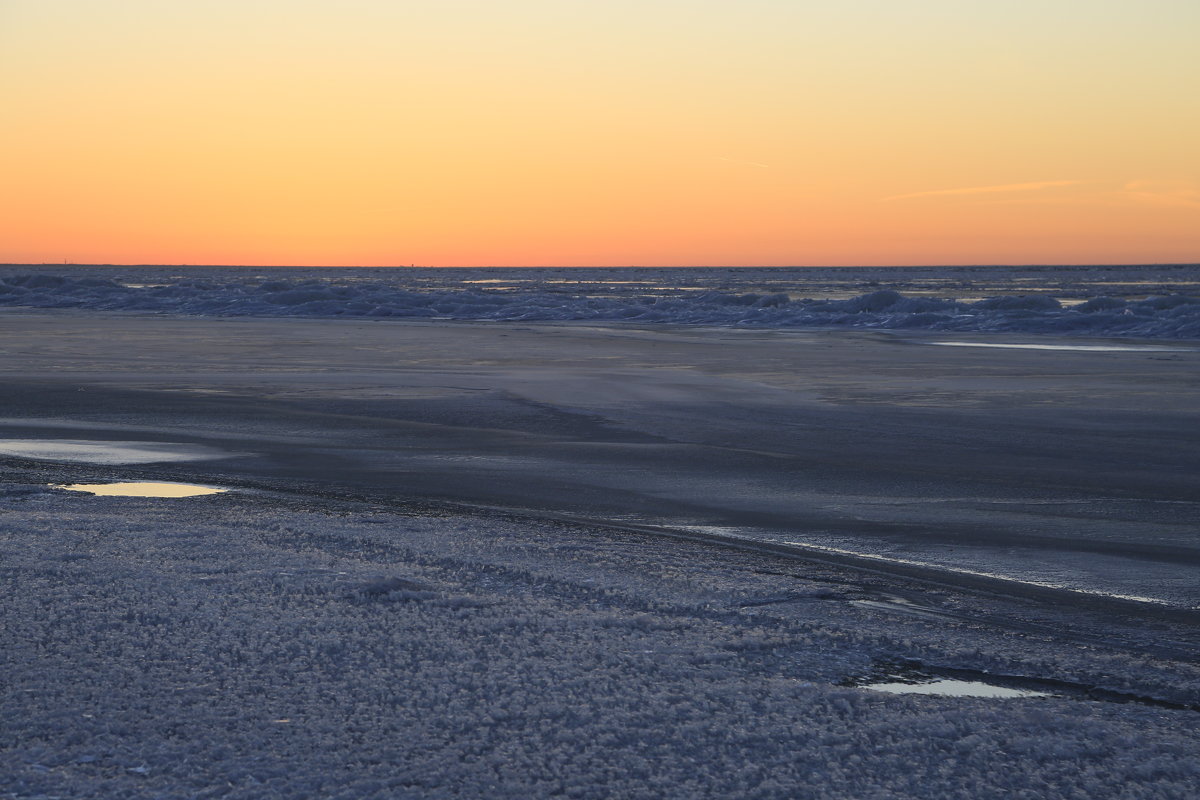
<box><xmin>1</xmin><ymin>309</ymin><xmax>1198</xmax><ymax>610</ymax></box>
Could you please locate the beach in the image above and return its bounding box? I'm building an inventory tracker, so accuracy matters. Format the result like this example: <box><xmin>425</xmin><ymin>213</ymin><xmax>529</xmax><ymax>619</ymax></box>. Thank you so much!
<box><xmin>7</xmin><ymin>0</ymin><xmax>1199</xmax><ymax>793</ymax></box>
<box><xmin>2</xmin><ymin>297</ymin><xmax>1199</xmax><ymax>798</ymax></box>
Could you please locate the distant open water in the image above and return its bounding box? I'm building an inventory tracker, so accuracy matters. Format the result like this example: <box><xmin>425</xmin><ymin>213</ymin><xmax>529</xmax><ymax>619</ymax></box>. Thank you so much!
<box><xmin>2</xmin><ymin>264</ymin><xmax>1198</xmax><ymax>339</ymax></box>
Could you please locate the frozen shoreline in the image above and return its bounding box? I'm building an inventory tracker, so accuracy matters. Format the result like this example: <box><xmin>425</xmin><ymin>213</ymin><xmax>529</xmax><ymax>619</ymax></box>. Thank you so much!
<box><xmin>3</xmin><ymin>484</ymin><xmax>1199</xmax><ymax>799</ymax></box>
<box><xmin>3</xmin><ymin>308</ymin><xmax>1199</xmax><ymax>797</ymax></box>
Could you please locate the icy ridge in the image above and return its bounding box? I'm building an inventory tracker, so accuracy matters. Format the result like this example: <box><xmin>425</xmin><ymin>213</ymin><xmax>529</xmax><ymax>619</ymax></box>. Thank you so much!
<box><xmin>3</xmin><ymin>274</ymin><xmax>1199</xmax><ymax>339</ymax></box>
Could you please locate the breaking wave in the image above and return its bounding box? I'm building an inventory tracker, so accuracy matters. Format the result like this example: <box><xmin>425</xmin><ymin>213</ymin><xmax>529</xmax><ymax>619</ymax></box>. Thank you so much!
<box><xmin>2</xmin><ymin>274</ymin><xmax>1199</xmax><ymax>339</ymax></box>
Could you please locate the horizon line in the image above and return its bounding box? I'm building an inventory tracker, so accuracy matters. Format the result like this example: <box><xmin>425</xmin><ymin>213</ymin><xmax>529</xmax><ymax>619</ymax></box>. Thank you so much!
<box><xmin>3</xmin><ymin>262</ymin><xmax>1198</xmax><ymax>270</ymax></box>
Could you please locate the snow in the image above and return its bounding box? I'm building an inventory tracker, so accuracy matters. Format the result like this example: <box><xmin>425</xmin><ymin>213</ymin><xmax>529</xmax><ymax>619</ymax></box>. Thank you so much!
<box><xmin>2</xmin><ymin>487</ymin><xmax>1199</xmax><ymax>799</ymax></box>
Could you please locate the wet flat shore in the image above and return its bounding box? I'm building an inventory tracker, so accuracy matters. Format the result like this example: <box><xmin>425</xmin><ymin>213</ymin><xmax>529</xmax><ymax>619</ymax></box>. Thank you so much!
<box><xmin>2</xmin><ymin>309</ymin><xmax>1198</xmax><ymax>609</ymax></box>
<box><xmin>3</xmin><ymin>309</ymin><xmax>1199</xmax><ymax>798</ymax></box>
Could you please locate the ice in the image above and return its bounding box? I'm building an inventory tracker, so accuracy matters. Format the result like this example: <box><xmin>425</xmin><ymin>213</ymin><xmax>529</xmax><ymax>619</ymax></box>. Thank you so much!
<box><xmin>4</xmin><ymin>267</ymin><xmax>1200</xmax><ymax>798</ymax></box>
<box><xmin>3</xmin><ymin>488</ymin><xmax>1199</xmax><ymax>799</ymax></box>
<box><xmin>2</xmin><ymin>311</ymin><xmax>1197</xmax><ymax>613</ymax></box>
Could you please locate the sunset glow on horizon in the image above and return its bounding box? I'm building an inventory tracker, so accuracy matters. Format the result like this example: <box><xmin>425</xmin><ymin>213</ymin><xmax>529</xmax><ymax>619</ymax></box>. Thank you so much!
<box><xmin>2</xmin><ymin>1</ymin><xmax>1197</xmax><ymax>267</ymax></box>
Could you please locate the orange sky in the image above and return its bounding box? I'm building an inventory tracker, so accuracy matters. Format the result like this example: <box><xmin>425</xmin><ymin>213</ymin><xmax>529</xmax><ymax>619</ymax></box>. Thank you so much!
<box><xmin>2</xmin><ymin>1</ymin><xmax>1197</xmax><ymax>266</ymax></box>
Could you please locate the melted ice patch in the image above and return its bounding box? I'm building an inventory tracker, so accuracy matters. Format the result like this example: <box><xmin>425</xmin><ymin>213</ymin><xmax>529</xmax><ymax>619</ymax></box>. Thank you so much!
<box><xmin>929</xmin><ymin>341</ymin><xmax>1191</xmax><ymax>352</ymax></box>
<box><xmin>862</xmin><ymin>679</ymin><xmax>1049</xmax><ymax>698</ymax></box>
<box><xmin>0</xmin><ymin>439</ymin><xmax>233</xmax><ymax>465</ymax></box>
<box><xmin>54</xmin><ymin>481</ymin><xmax>227</xmax><ymax>498</ymax></box>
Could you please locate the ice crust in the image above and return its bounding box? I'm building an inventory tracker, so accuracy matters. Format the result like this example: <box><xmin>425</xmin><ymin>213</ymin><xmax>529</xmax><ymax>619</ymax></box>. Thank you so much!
<box><xmin>4</xmin><ymin>487</ymin><xmax>1199</xmax><ymax>799</ymax></box>
<box><xmin>3</xmin><ymin>273</ymin><xmax>1199</xmax><ymax>339</ymax></box>
<box><xmin>5</xmin><ymin>270</ymin><xmax>1200</xmax><ymax>797</ymax></box>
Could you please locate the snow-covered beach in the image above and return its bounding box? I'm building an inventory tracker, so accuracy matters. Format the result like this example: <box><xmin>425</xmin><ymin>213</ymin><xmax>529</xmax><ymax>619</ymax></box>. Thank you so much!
<box><xmin>3</xmin><ymin>266</ymin><xmax>1199</xmax><ymax>798</ymax></box>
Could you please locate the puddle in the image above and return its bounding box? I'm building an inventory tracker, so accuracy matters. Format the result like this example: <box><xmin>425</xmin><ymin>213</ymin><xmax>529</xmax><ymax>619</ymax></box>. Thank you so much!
<box><xmin>928</xmin><ymin>341</ymin><xmax>1191</xmax><ymax>352</ymax></box>
<box><xmin>862</xmin><ymin>678</ymin><xmax>1049</xmax><ymax>698</ymax></box>
<box><xmin>845</xmin><ymin>663</ymin><xmax>1055</xmax><ymax>700</ymax></box>
<box><xmin>53</xmin><ymin>482</ymin><xmax>228</xmax><ymax>498</ymax></box>
<box><xmin>0</xmin><ymin>439</ymin><xmax>235</xmax><ymax>465</ymax></box>
<box><xmin>846</xmin><ymin>661</ymin><xmax>1198</xmax><ymax>710</ymax></box>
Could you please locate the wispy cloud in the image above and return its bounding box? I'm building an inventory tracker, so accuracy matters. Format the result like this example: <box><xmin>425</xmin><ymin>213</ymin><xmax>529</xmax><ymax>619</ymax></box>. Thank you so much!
<box><xmin>972</xmin><ymin>180</ymin><xmax>1200</xmax><ymax>209</ymax></box>
<box><xmin>1121</xmin><ymin>180</ymin><xmax>1200</xmax><ymax>209</ymax></box>
<box><xmin>883</xmin><ymin>180</ymin><xmax>1083</xmax><ymax>202</ymax></box>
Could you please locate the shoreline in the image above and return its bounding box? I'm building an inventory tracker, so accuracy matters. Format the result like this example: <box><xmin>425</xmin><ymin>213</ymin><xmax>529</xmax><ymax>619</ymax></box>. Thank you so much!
<box><xmin>3</xmin><ymin>309</ymin><xmax>1199</xmax><ymax>797</ymax></box>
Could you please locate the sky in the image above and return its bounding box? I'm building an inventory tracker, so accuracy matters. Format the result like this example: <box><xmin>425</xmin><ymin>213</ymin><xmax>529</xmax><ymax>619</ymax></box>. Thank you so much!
<box><xmin>2</xmin><ymin>0</ymin><xmax>1198</xmax><ymax>267</ymax></box>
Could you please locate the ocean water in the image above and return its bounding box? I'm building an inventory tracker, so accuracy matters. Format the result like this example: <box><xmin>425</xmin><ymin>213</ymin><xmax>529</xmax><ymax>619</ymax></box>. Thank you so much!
<box><xmin>2</xmin><ymin>263</ymin><xmax>1198</xmax><ymax>338</ymax></box>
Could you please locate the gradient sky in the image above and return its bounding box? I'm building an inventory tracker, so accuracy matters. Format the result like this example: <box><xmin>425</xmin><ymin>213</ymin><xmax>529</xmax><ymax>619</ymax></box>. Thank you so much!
<box><xmin>2</xmin><ymin>1</ymin><xmax>1198</xmax><ymax>266</ymax></box>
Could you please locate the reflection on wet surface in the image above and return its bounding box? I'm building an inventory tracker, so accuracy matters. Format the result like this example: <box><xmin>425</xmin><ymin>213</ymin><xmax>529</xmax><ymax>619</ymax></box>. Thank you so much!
<box><xmin>861</xmin><ymin>679</ymin><xmax>1049</xmax><ymax>698</ymax></box>
<box><xmin>0</xmin><ymin>439</ymin><xmax>235</xmax><ymax>465</ymax></box>
<box><xmin>849</xmin><ymin>664</ymin><xmax>1196</xmax><ymax>709</ymax></box>
<box><xmin>929</xmin><ymin>341</ymin><xmax>1191</xmax><ymax>352</ymax></box>
<box><xmin>54</xmin><ymin>481</ymin><xmax>228</xmax><ymax>497</ymax></box>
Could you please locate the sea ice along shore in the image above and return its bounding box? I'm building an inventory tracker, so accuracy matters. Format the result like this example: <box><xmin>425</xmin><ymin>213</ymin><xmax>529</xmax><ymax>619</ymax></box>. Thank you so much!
<box><xmin>2</xmin><ymin>266</ymin><xmax>1199</xmax><ymax>798</ymax></box>
<box><xmin>3</xmin><ymin>485</ymin><xmax>1199</xmax><ymax>799</ymax></box>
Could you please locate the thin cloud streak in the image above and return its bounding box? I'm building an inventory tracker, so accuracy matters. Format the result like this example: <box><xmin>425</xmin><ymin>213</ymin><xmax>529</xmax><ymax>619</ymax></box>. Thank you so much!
<box><xmin>884</xmin><ymin>180</ymin><xmax>1083</xmax><ymax>202</ymax></box>
<box><xmin>1122</xmin><ymin>180</ymin><xmax>1200</xmax><ymax>209</ymax></box>
<box><xmin>975</xmin><ymin>180</ymin><xmax>1200</xmax><ymax>209</ymax></box>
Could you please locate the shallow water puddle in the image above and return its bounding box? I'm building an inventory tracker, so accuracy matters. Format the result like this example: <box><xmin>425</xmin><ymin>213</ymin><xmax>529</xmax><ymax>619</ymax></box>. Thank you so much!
<box><xmin>849</xmin><ymin>663</ymin><xmax>1197</xmax><ymax>709</ymax></box>
<box><xmin>928</xmin><ymin>341</ymin><xmax>1191</xmax><ymax>352</ymax></box>
<box><xmin>862</xmin><ymin>678</ymin><xmax>1049</xmax><ymax>698</ymax></box>
<box><xmin>0</xmin><ymin>439</ymin><xmax>234</xmax><ymax>465</ymax></box>
<box><xmin>54</xmin><ymin>482</ymin><xmax>227</xmax><ymax>498</ymax></box>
